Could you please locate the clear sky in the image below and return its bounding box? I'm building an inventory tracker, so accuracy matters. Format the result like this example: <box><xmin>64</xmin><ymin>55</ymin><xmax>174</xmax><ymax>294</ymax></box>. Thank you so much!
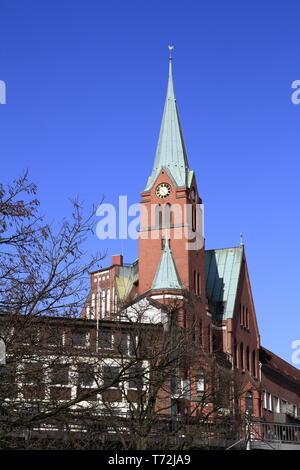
<box><xmin>0</xmin><ymin>0</ymin><xmax>299</xmax><ymax>365</ymax></box>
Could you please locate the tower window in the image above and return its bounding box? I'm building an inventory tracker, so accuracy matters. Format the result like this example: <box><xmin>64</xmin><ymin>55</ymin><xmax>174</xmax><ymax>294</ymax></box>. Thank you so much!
<box><xmin>165</xmin><ymin>203</ymin><xmax>173</xmax><ymax>228</ymax></box>
<box><xmin>155</xmin><ymin>204</ymin><xmax>163</xmax><ymax>228</ymax></box>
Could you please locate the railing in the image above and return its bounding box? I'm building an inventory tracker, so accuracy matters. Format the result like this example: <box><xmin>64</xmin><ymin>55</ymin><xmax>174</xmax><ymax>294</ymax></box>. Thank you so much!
<box><xmin>250</xmin><ymin>421</ymin><xmax>300</xmax><ymax>445</ymax></box>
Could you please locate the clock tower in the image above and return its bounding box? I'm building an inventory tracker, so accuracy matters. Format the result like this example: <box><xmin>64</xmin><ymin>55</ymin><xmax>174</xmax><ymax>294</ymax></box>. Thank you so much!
<box><xmin>138</xmin><ymin>50</ymin><xmax>205</xmax><ymax>307</ymax></box>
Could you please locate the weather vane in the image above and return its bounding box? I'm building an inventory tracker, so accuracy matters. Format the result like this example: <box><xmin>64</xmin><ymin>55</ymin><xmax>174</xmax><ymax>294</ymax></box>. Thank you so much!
<box><xmin>168</xmin><ymin>45</ymin><xmax>174</xmax><ymax>59</ymax></box>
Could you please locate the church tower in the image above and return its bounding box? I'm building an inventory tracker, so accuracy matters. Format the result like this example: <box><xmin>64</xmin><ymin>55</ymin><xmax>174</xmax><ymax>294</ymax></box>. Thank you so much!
<box><xmin>138</xmin><ymin>49</ymin><xmax>205</xmax><ymax>306</ymax></box>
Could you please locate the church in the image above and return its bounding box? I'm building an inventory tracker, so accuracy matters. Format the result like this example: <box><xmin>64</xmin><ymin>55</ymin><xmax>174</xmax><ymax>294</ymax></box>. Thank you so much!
<box><xmin>82</xmin><ymin>50</ymin><xmax>300</xmax><ymax>426</ymax></box>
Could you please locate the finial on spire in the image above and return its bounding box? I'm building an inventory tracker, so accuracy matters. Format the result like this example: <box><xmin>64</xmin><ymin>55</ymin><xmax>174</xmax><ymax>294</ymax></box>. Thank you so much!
<box><xmin>168</xmin><ymin>45</ymin><xmax>174</xmax><ymax>60</ymax></box>
<box><xmin>240</xmin><ymin>232</ymin><xmax>244</xmax><ymax>246</ymax></box>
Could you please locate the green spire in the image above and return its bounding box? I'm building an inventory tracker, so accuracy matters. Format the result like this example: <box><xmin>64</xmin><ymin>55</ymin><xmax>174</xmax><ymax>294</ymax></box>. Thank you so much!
<box><xmin>151</xmin><ymin>239</ymin><xmax>183</xmax><ymax>291</ymax></box>
<box><xmin>145</xmin><ymin>47</ymin><xmax>193</xmax><ymax>191</ymax></box>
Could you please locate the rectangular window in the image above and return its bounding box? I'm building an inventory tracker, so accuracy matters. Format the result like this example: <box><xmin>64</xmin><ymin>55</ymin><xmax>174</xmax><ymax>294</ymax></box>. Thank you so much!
<box><xmin>23</xmin><ymin>362</ymin><xmax>43</xmax><ymax>385</ymax></box>
<box><xmin>72</xmin><ymin>331</ymin><xmax>88</xmax><ymax>348</ymax></box>
<box><xmin>281</xmin><ymin>399</ymin><xmax>287</xmax><ymax>413</ymax></box>
<box><xmin>47</xmin><ymin>328</ymin><xmax>63</xmax><ymax>347</ymax></box>
<box><xmin>50</xmin><ymin>364</ymin><xmax>69</xmax><ymax>386</ymax></box>
<box><xmin>99</xmin><ymin>330</ymin><xmax>113</xmax><ymax>350</ymax></box>
<box><xmin>103</xmin><ymin>366</ymin><xmax>119</xmax><ymax>389</ymax></box>
<box><xmin>119</xmin><ymin>333</ymin><xmax>129</xmax><ymax>355</ymax></box>
<box><xmin>170</xmin><ymin>372</ymin><xmax>181</xmax><ymax>395</ymax></box>
<box><xmin>77</xmin><ymin>364</ymin><xmax>94</xmax><ymax>387</ymax></box>
<box><xmin>196</xmin><ymin>372</ymin><xmax>205</xmax><ymax>394</ymax></box>
<box><xmin>182</xmin><ymin>379</ymin><xmax>190</xmax><ymax>399</ymax></box>
<box><xmin>128</xmin><ymin>334</ymin><xmax>138</xmax><ymax>356</ymax></box>
<box><xmin>128</xmin><ymin>367</ymin><xmax>143</xmax><ymax>390</ymax></box>
<box><xmin>273</xmin><ymin>396</ymin><xmax>280</xmax><ymax>413</ymax></box>
<box><xmin>263</xmin><ymin>391</ymin><xmax>267</xmax><ymax>409</ymax></box>
<box><xmin>267</xmin><ymin>392</ymin><xmax>272</xmax><ymax>411</ymax></box>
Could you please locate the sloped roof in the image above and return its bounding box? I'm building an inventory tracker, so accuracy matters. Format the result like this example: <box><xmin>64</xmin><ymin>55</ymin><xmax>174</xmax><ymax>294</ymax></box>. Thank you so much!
<box><xmin>260</xmin><ymin>346</ymin><xmax>300</xmax><ymax>387</ymax></box>
<box><xmin>144</xmin><ymin>58</ymin><xmax>193</xmax><ymax>191</ymax></box>
<box><xmin>115</xmin><ymin>261</ymin><xmax>138</xmax><ymax>302</ymax></box>
<box><xmin>205</xmin><ymin>246</ymin><xmax>244</xmax><ymax>319</ymax></box>
<box><xmin>151</xmin><ymin>239</ymin><xmax>183</xmax><ymax>291</ymax></box>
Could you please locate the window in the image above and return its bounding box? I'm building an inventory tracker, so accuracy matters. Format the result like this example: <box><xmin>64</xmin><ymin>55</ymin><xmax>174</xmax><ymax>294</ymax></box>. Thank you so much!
<box><xmin>0</xmin><ymin>363</ymin><xmax>15</xmax><ymax>384</ymax></box>
<box><xmin>22</xmin><ymin>327</ymin><xmax>40</xmax><ymax>346</ymax></box>
<box><xmin>293</xmin><ymin>405</ymin><xmax>298</xmax><ymax>418</ymax></box>
<box><xmin>192</xmin><ymin>204</ymin><xmax>196</xmax><ymax>232</ymax></box>
<box><xmin>170</xmin><ymin>373</ymin><xmax>181</xmax><ymax>395</ymax></box>
<box><xmin>246</xmin><ymin>347</ymin><xmax>250</xmax><ymax>371</ymax></box>
<box><xmin>281</xmin><ymin>400</ymin><xmax>287</xmax><ymax>414</ymax></box>
<box><xmin>246</xmin><ymin>307</ymin><xmax>249</xmax><ymax>329</ymax></box>
<box><xmin>155</xmin><ymin>204</ymin><xmax>163</xmax><ymax>228</ymax></box>
<box><xmin>47</xmin><ymin>328</ymin><xmax>63</xmax><ymax>347</ymax></box>
<box><xmin>273</xmin><ymin>396</ymin><xmax>280</xmax><ymax>413</ymax></box>
<box><xmin>128</xmin><ymin>333</ymin><xmax>138</xmax><ymax>356</ymax></box>
<box><xmin>119</xmin><ymin>333</ymin><xmax>129</xmax><ymax>354</ymax></box>
<box><xmin>263</xmin><ymin>391</ymin><xmax>267</xmax><ymax>409</ymax></box>
<box><xmin>103</xmin><ymin>366</ymin><xmax>119</xmax><ymax>389</ymax></box>
<box><xmin>72</xmin><ymin>331</ymin><xmax>88</xmax><ymax>348</ymax></box>
<box><xmin>182</xmin><ymin>379</ymin><xmax>190</xmax><ymax>399</ymax></box>
<box><xmin>50</xmin><ymin>364</ymin><xmax>69</xmax><ymax>386</ymax></box>
<box><xmin>106</xmin><ymin>288</ymin><xmax>110</xmax><ymax>314</ymax></box>
<box><xmin>165</xmin><ymin>203</ymin><xmax>173</xmax><ymax>228</ymax></box>
<box><xmin>252</xmin><ymin>350</ymin><xmax>256</xmax><ymax>378</ymax></box>
<box><xmin>208</xmin><ymin>325</ymin><xmax>211</xmax><ymax>353</ymax></box>
<box><xmin>233</xmin><ymin>338</ymin><xmax>237</xmax><ymax>367</ymax></box>
<box><xmin>77</xmin><ymin>364</ymin><xmax>94</xmax><ymax>387</ymax></box>
<box><xmin>267</xmin><ymin>392</ymin><xmax>272</xmax><ymax>411</ymax></box>
<box><xmin>196</xmin><ymin>371</ymin><xmax>205</xmax><ymax>394</ymax></box>
<box><xmin>199</xmin><ymin>319</ymin><xmax>203</xmax><ymax>345</ymax></box>
<box><xmin>240</xmin><ymin>343</ymin><xmax>244</xmax><ymax>369</ymax></box>
<box><xmin>128</xmin><ymin>367</ymin><xmax>143</xmax><ymax>390</ymax></box>
<box><xmin>246</xmin><ymin>391</ymin><xmax>254</xmax><ymax>414</ymax></box>
<box><xmin>161</xmin><ymin>238</ymin><xmax>170</xmax><ymax>250</ymax></box>
<box><xmin>23</xmin><ymin>362</ymin><xmax>43</xmax><ymax>385</ymax></box>
<box><xmin>99</xmin><ymin>330</ymin><xmax>113</xmax><ymax>350</ymax></box>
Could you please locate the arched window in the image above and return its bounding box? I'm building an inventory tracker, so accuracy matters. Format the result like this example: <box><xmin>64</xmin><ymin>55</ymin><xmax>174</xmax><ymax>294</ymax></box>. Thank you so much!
<box><xmin>197</xmin><ymin>273</ymin><xmax>201</xmax><ymax>296</ymax></box>
<box><xmin>101</xmin><ymin>290</ymin><xmax>105</xmax><ymax>315</ymax></box>
<box><xmin>106</xmin><ymin>288</ymin><xmax>110</xmax><ymax>314</ymax></box>
<box><xmin>246</xmin><ymin>307</ymin><xmax>249</xmax><ymax>329</ymax></box>
<box><xmin>246</xmin><ymin>346</ymin><xmax>250</xmax><ymax>371</ymax></box>
<box><xmin>199</xmin><ymin>319</ymin><xmax>203</xmax><ymax>345</ymax></box>
<box><xmin>165</xmin><ymin>203</ymin><xmax>173</xmax><ymax>228</ymax></box>
<box><xmin>240</xmin><ymin>342</ymin><xmax>244</xmax><ymax>369</ymax></box>
<box><xmin>155</xmin><ymin>204</ymin><xmax>163</xmax><ymax>228</ymax></box>
<box><xmin>192</xmin><ymin>205</ymin><xmax>196</xmax><ymax>232</ymax></box>
<box><xmin>91</xmin><ymin>293</ymin><xmax>95</xmax><ymax>319</ymax></box>
<box><xmin>233</xmin><ymin>338</ymin><xmax>237</xmax><ymax>367</ymax></box>
<box><xmin>208</xmin><ymin>325</ymin><xmax>211</xmax><ymax>353</ymax></box>
<box><xmin>97</xmin><ymin>292</ymin><xmax>101</xmax><ymax>318</ymax></box>
<box><xmin>252</xmin><ymin>350</ymin><xmax>256</xmax><ymax>378</ymax></box>
<box><xmin>194</xmin><ymin>270</ymin><xmax>197</xmax><ymax>294</ymax></box>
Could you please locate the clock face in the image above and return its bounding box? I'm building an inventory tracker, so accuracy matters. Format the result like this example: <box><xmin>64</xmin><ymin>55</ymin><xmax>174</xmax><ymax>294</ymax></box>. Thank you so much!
<box><xmin>156</xmin><ymin>183</ymin><xmax>171</xmax><ymax>199</ymax></box>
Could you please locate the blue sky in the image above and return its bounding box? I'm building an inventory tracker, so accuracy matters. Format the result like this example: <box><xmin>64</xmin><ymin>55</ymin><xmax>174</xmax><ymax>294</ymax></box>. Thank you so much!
<box><xmin>0</xmin><ymin>0</ymin><xmax>299</xmax><ymax>365</ymax></box>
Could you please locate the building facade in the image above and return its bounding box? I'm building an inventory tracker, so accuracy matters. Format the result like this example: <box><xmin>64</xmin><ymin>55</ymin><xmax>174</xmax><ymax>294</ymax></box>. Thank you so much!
<box><xmin>82</xmin><ymin>53</ymin><xmax>300</xmax><ymax>425</ymax></box>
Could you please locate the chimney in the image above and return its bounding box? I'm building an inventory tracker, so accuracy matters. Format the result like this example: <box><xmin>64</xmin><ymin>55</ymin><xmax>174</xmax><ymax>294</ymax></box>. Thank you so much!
<box><xmin>111</xmin><ymin>254</ymin><xmax>123</xmax><ymax>266</ymax></box>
